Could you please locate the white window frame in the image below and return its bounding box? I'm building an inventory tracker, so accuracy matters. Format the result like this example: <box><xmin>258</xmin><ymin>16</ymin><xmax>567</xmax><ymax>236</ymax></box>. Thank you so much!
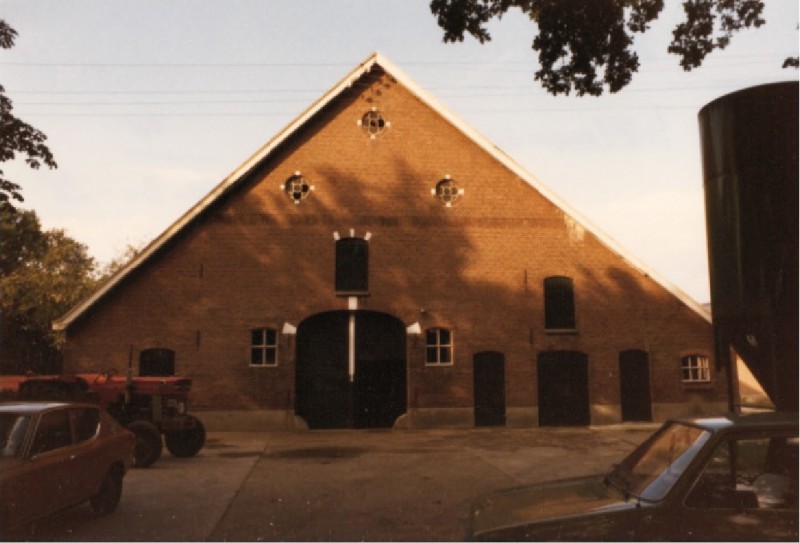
<box><xmin>425</xmin><ymin>327</ymin><xmax>454</xmax><ymax>366</ymax></box>
<box><xmin>681</xmin><ymin>354</ymin><xmax>710</xmax><ymax>383</ymax></box>
<box><xmin>250</xmin><ymin>328</ymin><xmax>278</xmax><ymax>367</ymax></box>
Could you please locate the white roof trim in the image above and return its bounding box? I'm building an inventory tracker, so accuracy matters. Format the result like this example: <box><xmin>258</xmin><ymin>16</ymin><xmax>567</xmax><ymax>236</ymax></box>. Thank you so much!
<box><xmin>53</xmin><ymin>52</ymin><xmax>709</xmax><ymax>330</ymax></box>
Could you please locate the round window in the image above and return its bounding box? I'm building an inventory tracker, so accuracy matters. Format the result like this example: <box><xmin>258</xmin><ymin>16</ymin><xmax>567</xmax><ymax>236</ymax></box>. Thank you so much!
<box><xmin>433</xmin><ymin>178</ymin><xmax>463</xmax><ymax>207</ymax></box>
<box><xmin>284</xmin><ymin>174</ymin><xmax>313</xmax><ymax>204</ymax></box>
<box><xmin>361</xmin><ymin>110</ymin><xmax>387</xmax><ymax>137</ymax></box>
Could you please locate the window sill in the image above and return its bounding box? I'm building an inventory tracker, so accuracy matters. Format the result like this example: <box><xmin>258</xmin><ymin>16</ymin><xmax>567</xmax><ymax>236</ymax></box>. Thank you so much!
<box><xmin>249</xmin><ymin>364</ymin><xmax>278</xmax><ymax>369</ymax></box>
<box><xmin>682</xmin><ymin>381</ymin><xmax>713</xmax><ymax>390</ymax></box>
<box><xmin>335</xmin><ymin>291</ymin><xmax>370</xmax><ymax>298</ymax></box>
<box><xmin>544</xmin><ymin>328</ymin><xmax>578</xmax><ymax>336</ymax></box>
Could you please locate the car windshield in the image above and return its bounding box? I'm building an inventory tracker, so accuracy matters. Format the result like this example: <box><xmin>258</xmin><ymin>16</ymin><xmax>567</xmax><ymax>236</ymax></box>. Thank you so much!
<box><xmin>608</xmin><ymin>421</ymin><xmax>711</xmax><ymax>502</ymax></box>
<box><xmin>1</xmin><ymin>413</ymin><xmax>32</xmax><ymax>458</ymax></box>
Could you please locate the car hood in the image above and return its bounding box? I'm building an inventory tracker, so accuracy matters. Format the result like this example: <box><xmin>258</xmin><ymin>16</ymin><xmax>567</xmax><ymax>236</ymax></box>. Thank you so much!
<box><xmin>470</xmin><ymin>474</ymin><xmax>634</xmax><ymax>539</ymax></box>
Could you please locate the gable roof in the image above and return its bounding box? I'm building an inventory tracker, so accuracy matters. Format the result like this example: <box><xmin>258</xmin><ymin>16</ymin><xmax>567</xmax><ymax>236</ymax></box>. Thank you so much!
<box><xmin>53</xmin><ymin>52</ymin><xmax>710</xmax><ymax>331</ymax></box>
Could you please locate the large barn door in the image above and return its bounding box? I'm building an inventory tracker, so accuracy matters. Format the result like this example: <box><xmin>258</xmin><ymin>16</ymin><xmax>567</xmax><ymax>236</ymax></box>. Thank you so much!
<box><xmin>353</xmin><ymin>312</ymin><xmax>406</xmax><ymax>428</ymax></box>
<box><xmin>537</xmin><ymin>351</ymin><xmax>590</xmax><ymax>426</ymax></box>
<box><xmin>619</xmin><ymin>349</ymin><xmax>653</xmax><ymax>422</ymax></box>
<box><xmin>473</xmin><ymin>351</ymin><xmax>506</xmax><ymax>427</ymax></box>
<box><xmin>295</xmin><ymin>312</ymin><xmax>350</xmax><ymax>429</ymax></box>
<box><xmin>295</xmin><ymin>311</ymin><xmax>406</xmax><ymax>429</ymax></box>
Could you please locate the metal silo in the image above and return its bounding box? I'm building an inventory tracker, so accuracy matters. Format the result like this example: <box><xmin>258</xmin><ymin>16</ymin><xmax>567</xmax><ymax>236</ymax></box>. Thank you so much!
<box><xmin>698</xmin><ymin>82</ymin><xmax>798</xmax><ymax>411</ymax></box>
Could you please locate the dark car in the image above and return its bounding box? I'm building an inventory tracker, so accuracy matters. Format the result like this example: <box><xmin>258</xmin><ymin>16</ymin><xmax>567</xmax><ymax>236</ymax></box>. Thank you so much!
<box><xmin>469</xmin><ymin>412</ymin><xmax>798</xmax><ymax>541</ymax></box>
<box><xmin>0</xmin><ymin>401</ymin><xmax>135</xmax><ymax>532</ymax></box>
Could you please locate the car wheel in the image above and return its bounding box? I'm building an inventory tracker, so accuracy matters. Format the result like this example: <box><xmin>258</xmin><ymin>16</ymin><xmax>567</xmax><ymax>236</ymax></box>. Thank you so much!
<box><xmin>165</xmin><ymin>416</ymin><xmax>206</xmax><ymax>457</ymax></box>
<box><xmin>90</xmin><ymin>466</ymin><xmax>123</xmax><ymax>515</ymax></box>
<box><xmin>128</xmin><ymin>420</ymin><xmax>163</xmax><ymax>468</ymax></box>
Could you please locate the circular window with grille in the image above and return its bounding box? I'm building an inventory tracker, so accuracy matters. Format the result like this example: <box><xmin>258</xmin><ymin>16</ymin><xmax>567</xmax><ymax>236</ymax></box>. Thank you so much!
<box><xmin>283</xmin><ymin>173</ymin><xmax>314</xmax><ymax>204</ymax></box>
<box><xmin>360</xmin><ymin>109</ymin><xmax>388</xmax><ymax>137</ymax></box>
<box><xmin>432</xmin><ymin>177</ymin><xmax>464</xmax><ymax>207</ymax></box>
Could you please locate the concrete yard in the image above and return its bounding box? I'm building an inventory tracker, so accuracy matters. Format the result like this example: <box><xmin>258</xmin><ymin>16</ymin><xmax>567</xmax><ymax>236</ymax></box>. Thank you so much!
<box><xmin>15</xmin><ymin>426</ymin><xmax>657</xmax><ymax>542</ymax></box>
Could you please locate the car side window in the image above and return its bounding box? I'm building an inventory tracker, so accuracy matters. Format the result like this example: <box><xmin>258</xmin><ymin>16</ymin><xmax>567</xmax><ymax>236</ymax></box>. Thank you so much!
<box><xmin>30</xmin><ymin>410</ymin><xmax>72</xmax><ymax>455</ymax></box>
<box><xmin>1</xmin><ymin>414</ymin><xmax>31</xmax><ymax>457</ymax></box>
<box><xmin>687</xmin><ymin>435</ymin><xmax>798</xmax><ymax>510</ymax></box>
<box><xmin>72</xmin><ymin>408</ymin><xmax>101</xmax><ymax>443</ymax></box>
<box><xmin>751</xmin><ymin>437</ymin><xmax>798</xmax><ymax>509</ymax></box>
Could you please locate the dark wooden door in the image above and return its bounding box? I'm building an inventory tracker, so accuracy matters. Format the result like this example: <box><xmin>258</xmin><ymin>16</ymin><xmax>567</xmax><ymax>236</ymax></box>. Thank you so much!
<box><xmin>537</xmin><ymin>351</ymin><xmax>590</xmax><ymax>426</ymax></box>
<box><xmin>473</xmin><ymin>351</ymin><xmax>506</xmax><ymax>427</ymax></box>
<box><xmin>619</xmin><ymin>349</ymin><xmax>653</xmax><ymax>421</ymax></box>
<box><xmin>295</xmin><ymin>311</ymin><xmax>406</xmax><ymax>429</ymax></box>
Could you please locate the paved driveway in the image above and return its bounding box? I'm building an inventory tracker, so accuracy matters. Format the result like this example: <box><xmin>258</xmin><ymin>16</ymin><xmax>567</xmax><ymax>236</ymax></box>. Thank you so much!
<box><xmin>16</xmin><ymin>426</ymin><xmax>655</xmax><ymax>541</ymax></box>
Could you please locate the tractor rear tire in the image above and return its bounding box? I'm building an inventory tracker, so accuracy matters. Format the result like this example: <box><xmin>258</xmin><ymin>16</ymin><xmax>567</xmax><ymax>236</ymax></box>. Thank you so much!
<box><xmin>90</xmin><ymin>466</ymin><xmax>123</xmax><ymax>515</ymax></box>
<box><xmin>165</xmin><ymin>415</ymin><xmax>206</xmax><ymax>458</ymax></box>
<box><xmin>128</xmin><ymin>420</ymin><xmax>162</xmax><ymax>468</ymax></box>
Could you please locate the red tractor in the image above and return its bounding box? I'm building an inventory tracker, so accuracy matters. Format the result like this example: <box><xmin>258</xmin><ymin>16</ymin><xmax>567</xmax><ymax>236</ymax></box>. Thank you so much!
<box><xmin>0</xmin><ymin>370</ymin><xmax>205</xmax><ymax>468</ymax></box>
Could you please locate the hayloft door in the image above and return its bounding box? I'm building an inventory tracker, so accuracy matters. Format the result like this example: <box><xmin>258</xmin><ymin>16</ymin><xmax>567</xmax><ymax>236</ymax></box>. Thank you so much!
<box><xmin>295</xmin><ymin>311</ymin><xmax>406</xmax><ymax>429</ymax></box>
<box><xmin>619</xmin><ymin>349</ymin><xmax>653</xmax><ymax>421</ymax></box>
<box><xmin>537</xmin><ymin>351</ymin><xmax>590</xmax><ymax>426</ymax></box>
<box><xmin>473</xmin><ymin>351</ymin><xmax>506</xmax><ymax>426</ymax></box>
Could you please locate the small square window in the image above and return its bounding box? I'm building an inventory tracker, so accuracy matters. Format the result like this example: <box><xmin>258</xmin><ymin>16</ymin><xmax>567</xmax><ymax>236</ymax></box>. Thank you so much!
<box><xmin>426</xmin><ymin>328</ymin><xmax>453</xmax><ymax>366</ymax></box>
<box><xmin>681</xmin><ymin>355</ymin><xmax>710</xmax><ymax>383</ymax></box>
<box><xmin>251</xmin><ymin>328</ymin><xmax>278</xmax><ymax>367</ymax></box>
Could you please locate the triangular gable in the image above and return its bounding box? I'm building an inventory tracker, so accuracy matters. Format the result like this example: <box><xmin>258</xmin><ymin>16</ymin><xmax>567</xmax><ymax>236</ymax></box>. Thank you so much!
<box><xmin>53</xmin><ymin>52</ymin><xmax>710</xmax><ymax>331</ymax></box>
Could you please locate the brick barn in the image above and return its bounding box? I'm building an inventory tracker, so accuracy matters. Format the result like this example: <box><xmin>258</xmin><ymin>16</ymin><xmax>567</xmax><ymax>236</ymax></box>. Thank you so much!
<box><xmin>54</xmin><ymin>53</ymin><xmax>728</xmax><ymax>430</ymax></box>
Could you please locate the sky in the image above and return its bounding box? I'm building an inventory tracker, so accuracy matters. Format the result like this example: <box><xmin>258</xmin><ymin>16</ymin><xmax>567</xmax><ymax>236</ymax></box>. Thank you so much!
<box><xmin>2</xmin><ymin>0</ymin><xmax>798</xmax><ymax>303</ymax></box>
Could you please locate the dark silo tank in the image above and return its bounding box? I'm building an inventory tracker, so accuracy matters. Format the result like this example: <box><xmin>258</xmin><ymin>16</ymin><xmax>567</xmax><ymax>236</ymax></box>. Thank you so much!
<box><xmin>698</xmin><ymin>81</ymin><xmax>798</xmax><ymax>411</ymax></box>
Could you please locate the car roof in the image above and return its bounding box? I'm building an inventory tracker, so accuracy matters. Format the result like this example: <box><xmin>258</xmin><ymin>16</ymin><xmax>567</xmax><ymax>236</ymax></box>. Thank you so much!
<box><xmin>674</xmin><ymin>411</ymin><xmax>798</xmax><ymax>432</ymax></box>
<box><xmin>0</xmin><ymin>401</ymin><xmax>96</xmax><ymax>414</ymax></box>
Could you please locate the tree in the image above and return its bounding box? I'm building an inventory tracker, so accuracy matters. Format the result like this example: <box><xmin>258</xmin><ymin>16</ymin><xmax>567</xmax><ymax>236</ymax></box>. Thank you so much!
<box><xmin>96</xmin><ymin>243</ymin><xmax>143</xmax><ymax>282</ymax></box>
<box><xmin>0</xmin><ymin>20</ymin><xmax>57</xmax><ymax>208</ymax></box>
<box><xmin>0</xmin><ymin>205</ymin><xmax>97</xmax><ymax>374</ymax></box>
<box><xmin>429</xmin><ymin>0</ymin><xmax>792</xmax><ymax>96</ymax></box>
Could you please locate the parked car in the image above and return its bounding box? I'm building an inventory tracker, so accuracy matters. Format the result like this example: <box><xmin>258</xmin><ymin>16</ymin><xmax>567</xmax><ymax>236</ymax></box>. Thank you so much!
<box><xmin>0</xmin><ymin>401</ymin><xmax>135</xmax><ymax>532</ymax></box>
<box><xmin>469</xmin><ymin>412</ymin><xmax>798</xmax><ymax>541</ymax></box>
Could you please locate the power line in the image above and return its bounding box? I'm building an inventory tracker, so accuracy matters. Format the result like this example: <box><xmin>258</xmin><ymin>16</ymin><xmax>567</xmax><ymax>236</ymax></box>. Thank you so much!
<box><xmin>11</xmin><ymin>80</ymin><xmax>794</xmax><ymax>108</ymax></box>
<box><xmin>17</xmin><ymin>104</ymin><xmax>701</xmax><ymax>118</ymax></box>
<box><xmin>0</xmin><ymin>84</ymin><xmax>757</xmax><ymax>97</ymax></box>
<box><xmin>0</xmin><ymin>54</ymin><xmax>788</xmax><ymax>69</ymax></box>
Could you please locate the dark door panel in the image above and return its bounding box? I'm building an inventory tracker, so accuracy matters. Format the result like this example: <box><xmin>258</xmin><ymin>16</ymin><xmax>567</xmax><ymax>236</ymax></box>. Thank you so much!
<box><xmin>474</xmin><ymin>351</ymin><xmax>506</xmax><ymax>427</ymax></box>
<box><xmin>619</xmin><ymin>349</ymin><xmax>653</xmax><ymax>422</ymax></box>
<box><xmin>537</xmin><ymin>351</ymin><xmax>590</xmax><ymax>426</ymax></box>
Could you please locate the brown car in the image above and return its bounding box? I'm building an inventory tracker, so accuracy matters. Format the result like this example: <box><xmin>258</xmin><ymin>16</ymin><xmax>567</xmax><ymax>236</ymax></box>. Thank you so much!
<box><xmin>0</xmin><ymin>401</ymin><xmax>135</xmax><ymax>532</ymax></box>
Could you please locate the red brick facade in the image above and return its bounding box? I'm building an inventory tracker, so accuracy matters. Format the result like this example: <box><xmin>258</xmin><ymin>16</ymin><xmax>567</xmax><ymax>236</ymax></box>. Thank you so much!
<box><xmin>58</xmin><ymin>56</ymin><xmax>727</xmax><ymax>429</ymax></box>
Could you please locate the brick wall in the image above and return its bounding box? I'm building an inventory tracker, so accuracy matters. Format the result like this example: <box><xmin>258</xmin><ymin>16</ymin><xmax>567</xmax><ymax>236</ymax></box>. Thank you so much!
<box><xmin>63</xmin><ymin>67</ymin><xmax>726</xmax><ymax>426</ymax></box>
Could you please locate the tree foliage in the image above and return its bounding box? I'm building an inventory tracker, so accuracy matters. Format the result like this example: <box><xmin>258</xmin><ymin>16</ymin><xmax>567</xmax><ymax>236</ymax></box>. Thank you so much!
<box><xmin>429</xmin><ymin>0</ymin><xmax>781</xmax><ymax>96</ymax></box>
<box><xmin>0</xmin><ymin>205</ymin><xmax>97</xmax><ymax>374</ymax></box>
<box><xmin>0</xmin><ymin>20</ymin><xmax>57</xmax><ymax>208</ymax></box>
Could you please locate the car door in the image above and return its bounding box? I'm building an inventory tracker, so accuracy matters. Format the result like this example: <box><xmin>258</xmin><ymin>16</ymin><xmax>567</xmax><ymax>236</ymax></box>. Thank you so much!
<box><xmin>67</xmin><ymin>407</ymin><xmax>104</xmax><ymax>501</ymax></box>
<box><xmin>680</xmin><ymin>433</ymin><xmax>798</xmax><ymax>541</ymax></box>
<box><xmin>13</xmin><ymin>409</ymin><xmax>75</xmax><ymax>523</ymax></box>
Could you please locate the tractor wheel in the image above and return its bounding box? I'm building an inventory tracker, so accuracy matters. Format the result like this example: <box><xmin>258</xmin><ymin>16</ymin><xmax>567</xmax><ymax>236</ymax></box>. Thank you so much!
<box><xmin>128</xmin><ymin>420</ymin><xmax>163</xmax><ymax>468</ymax></box>
<box><xmin>165</xmin><ymin>416</ymin><xmax>206</xmax><ymax>458</ymax></box>
<box><xmin>89</xmin><ymin>466</ymin><xmax>123</xmax><ymax>515</ymax></box>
